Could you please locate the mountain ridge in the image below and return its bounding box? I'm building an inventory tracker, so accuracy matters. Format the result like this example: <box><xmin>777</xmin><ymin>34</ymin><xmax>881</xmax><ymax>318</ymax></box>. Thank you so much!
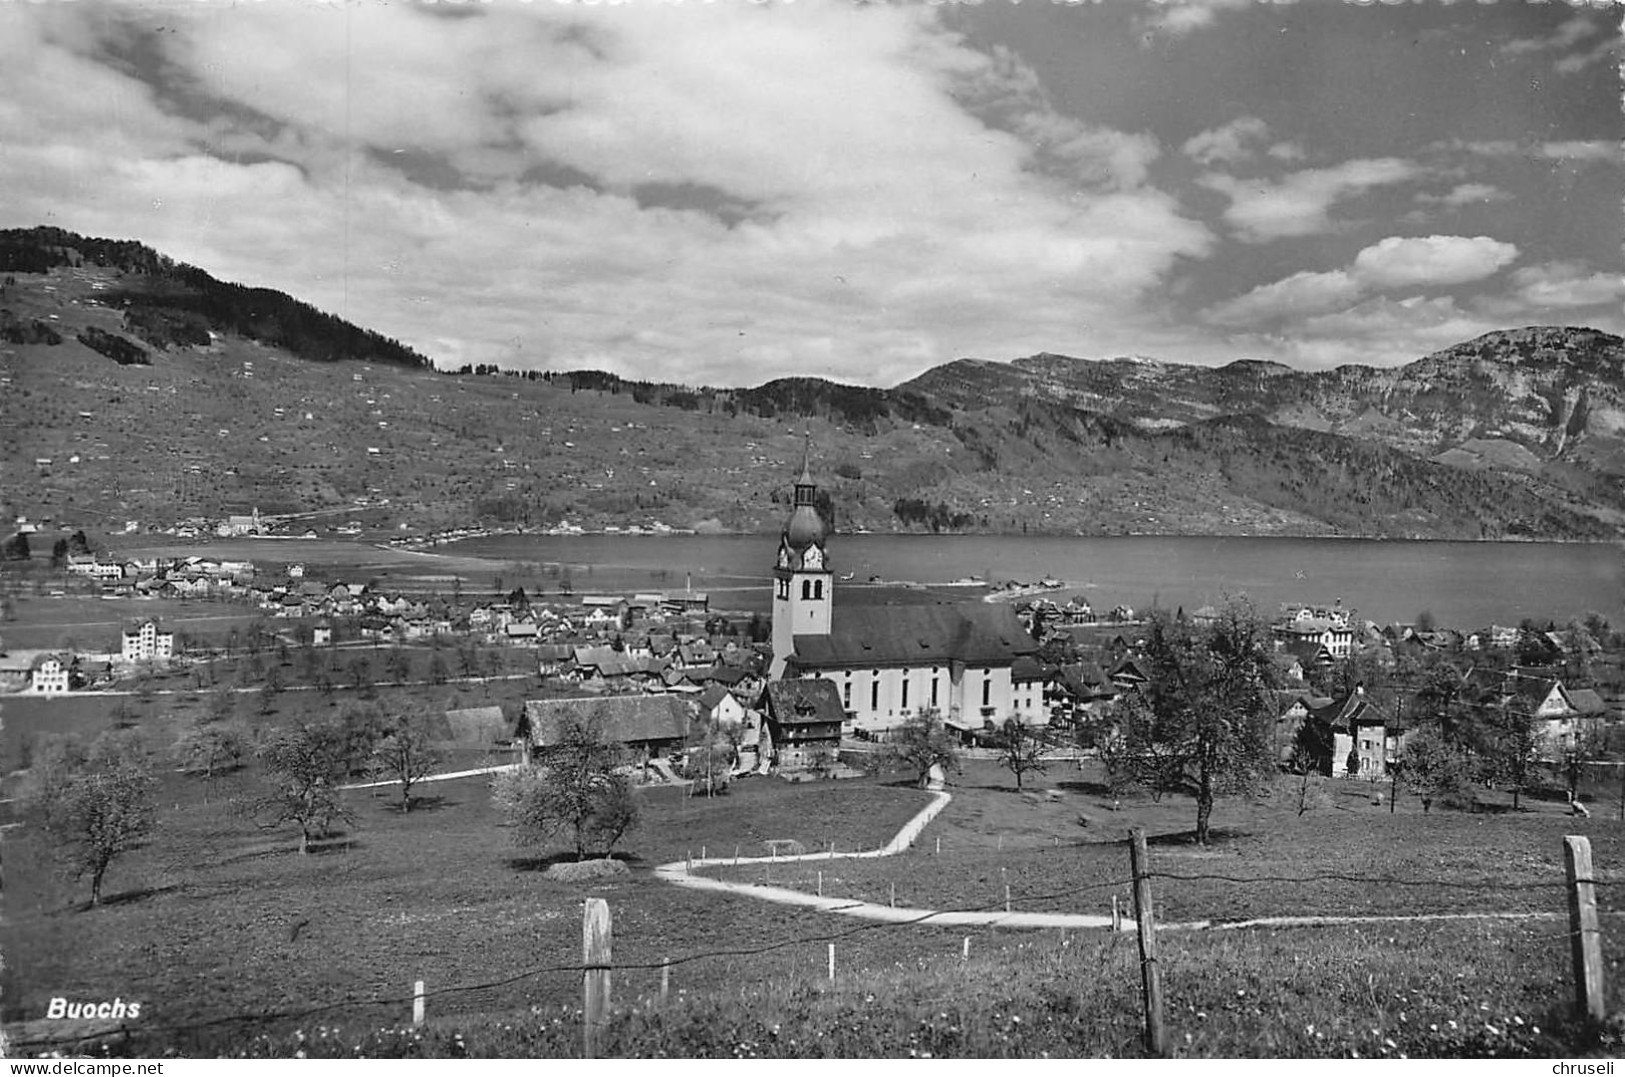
<box><xmin>2</xmin><ymin>226</ymin><xmax>1622</xmax><ymax>542</ymax></box>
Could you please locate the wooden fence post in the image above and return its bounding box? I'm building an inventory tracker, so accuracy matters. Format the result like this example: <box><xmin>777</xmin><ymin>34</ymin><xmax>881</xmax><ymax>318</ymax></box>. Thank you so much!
<box><xmin>1112</xmin><ymin>895</ymin><xmax>1121</xmax><ymax>932</ymax></box>
<box><xmin>1564</xmin><ymin>835</ymin><xmax>1606</xmax><ymax>1023</ymax></box>
<box><xmin>1129</xmin><ymin>829</ymin><xmax>1168</xmax><ymax>1057</ymax></box>
<box><xmin>660</xmin><ymin>958</ymin><xmax>670</xmax><ymax>1004</ymax></box>
<box><xmin>412</xmin><ymin>979</ymin><xmax>425</xmax><ymax>1026</ymax></box>
<box><xmin>582</xmin><ymin>898</ymin><xmax>612</xmax><ymax>1058</ymax></box>
<box><xmin>890</xmin><ymin>881</ymin><xmax>896</xmax><ymax>907</ymax></box>
<box><xmin>817</xmin><ymin>870</ymin><xmax>823</xmax><ymax>897</ymax></box>
<box><xmin>1005</xmin><ymin>884</ymin><xmax>1012</xmax><ymax>913</ymax></box>
<box><xmin>828</xmin><ymin>942</ymin><xmax>836</xmax><ymax>982</ymax></box>
<box><xmin>962</xmin><ymin>936</ymin><xmax>970</xmax><ymax>961</ymax></box>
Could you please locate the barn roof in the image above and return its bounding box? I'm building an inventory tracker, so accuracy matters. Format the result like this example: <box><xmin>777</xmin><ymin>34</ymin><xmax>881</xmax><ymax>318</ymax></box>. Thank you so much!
<box><xmin>436</xmin><ymin>706</ymin><xmax>511</xmax><ymax>747</ymax></box>
<box><xmin>519</xmin><ymin>695</ymin><xmax>694</xmax><ymax>747</ymax></box>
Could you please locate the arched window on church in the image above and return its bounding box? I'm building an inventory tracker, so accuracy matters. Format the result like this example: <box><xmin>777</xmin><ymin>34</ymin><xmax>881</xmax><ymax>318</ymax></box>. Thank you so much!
<box><xmin>801</xmin><ymin>579</ymin><xmax>812</xmax><ymax>600</ymax></box>
<box><xmin>813</xmin><ymin>579</ymin><xmax>823</xmax><ymax>600</ymax></box>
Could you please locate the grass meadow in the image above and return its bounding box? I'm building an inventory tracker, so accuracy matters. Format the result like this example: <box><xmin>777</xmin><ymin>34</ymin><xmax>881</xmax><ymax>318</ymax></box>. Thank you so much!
<box><xmin>6</xmin><ymin>736</ymin><xmax>1625</xmax><ymax>1058</ymax></box>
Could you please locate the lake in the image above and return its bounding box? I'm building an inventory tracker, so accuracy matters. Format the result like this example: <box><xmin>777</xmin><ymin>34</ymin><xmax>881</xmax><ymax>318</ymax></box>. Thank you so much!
<box><xmin>452</xmin><ymin>533</ymin><xmax>1624</xmax><ymax>630</ymax></box>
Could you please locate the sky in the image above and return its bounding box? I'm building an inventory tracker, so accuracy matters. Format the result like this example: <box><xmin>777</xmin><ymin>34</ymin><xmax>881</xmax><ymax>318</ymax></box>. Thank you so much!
<box><xmin>1</xmin><ymin>0</ymin><xmax>1620</xmax><ymax>387</ymax></box>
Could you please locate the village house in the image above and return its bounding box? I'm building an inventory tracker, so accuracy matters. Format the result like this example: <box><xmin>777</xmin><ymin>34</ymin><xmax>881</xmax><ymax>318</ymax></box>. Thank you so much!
<box><xmin>698</xmin><ymin>684</ymin><xmax>747</xmax><ymax>727</ymax></box>
<box><xmin>758</xmin><ymin>678</ymin><xmax>846</xmax><ymax>771</ymax></box>
<box><xmin>0</xmin><ymin>653</ymin><xmax>34</xmax><ymax>693</ymax></box>
<box><xmin>768</xmin><ymin>456</ymin><xmax>1038</xmax><ymax>734</ymax></box>
<box><xmin>121</xmin><ymin>619</ymin><xmax>174</xmax><ymax>663</ymax></box>
<box><xmin>30</xmin><ymin>653</ymin><xmax>72</xmax><ymax>694</ymax></box>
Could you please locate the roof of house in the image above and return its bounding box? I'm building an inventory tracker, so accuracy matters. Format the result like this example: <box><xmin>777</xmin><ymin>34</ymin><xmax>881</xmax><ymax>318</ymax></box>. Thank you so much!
<box><xmin>520</xmin><ymin>695</ymin><xmax>695</xmax><ymax>747</ymax></box>
<box><xmin>436</xmin><ymin>706</ymin><xmax>510</xmax><ymax>746</ymax></box>
<box><xmin>759</xmin><ymin>679</ymin><xmax>846</xmax><ymax>726</ymax></box>
<box><xmin>1281</xmin><ymin>639</ymin><xmax>1333</xmax><ymax>663</ymax></box>
<box><xmin>1568</xmin><ymin>688</ymin><xmax>1609</xmax><ymax>715</ymax></box>
<box><xmin>1308</xmin><ymin>690</ymin><xmax>1378</xmax><ymax>730</ymax></box>
<box><xmin>787</xmin><ymin>604</ymin><xmax>1036</xmax><ymax>670</ymax></box>
<box><xmin>1011</xmin><ymin>656</ymin><xmax>1047</xmax><ymax>683</ymax></box>
<box><xmin>698</xmin><ymin>684</ymin><xmax>738</xmax><ymax>713</ymax></box>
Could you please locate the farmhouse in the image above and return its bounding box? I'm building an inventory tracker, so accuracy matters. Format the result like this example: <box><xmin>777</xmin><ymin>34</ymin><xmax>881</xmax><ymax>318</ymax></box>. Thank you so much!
<box><xmin>768</xmin><ymin>456</ymin><xmax>1038</xmax><ymax>734</ymax></box>
<box><xmin>516</xmin><ymin>695</ymin><xmax>695</xmax><ymax>766</ymax></box>
<box><xmin>758</xmin><ymin>678</ymin><xmax>845</xmax><ymax>770</ymax></box>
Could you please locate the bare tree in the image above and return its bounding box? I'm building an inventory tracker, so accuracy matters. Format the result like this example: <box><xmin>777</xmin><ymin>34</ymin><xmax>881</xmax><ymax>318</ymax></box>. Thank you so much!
<box><xmin>998</xmin><ymin>717</ymin><xmax>1052</xmax><ymax>791</ymax></box>
<box><xmin>372</xmin><ymin>705</ymin><xmax>442</xmax><ymax>812</ymax></box>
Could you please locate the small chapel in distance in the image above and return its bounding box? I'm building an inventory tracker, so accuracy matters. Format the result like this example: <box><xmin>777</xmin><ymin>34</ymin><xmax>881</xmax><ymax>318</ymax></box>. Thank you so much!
<box><xmin>768</xmin><ymin>456</ymin><xmax>1045</xmax><ymax>736</ymax></box>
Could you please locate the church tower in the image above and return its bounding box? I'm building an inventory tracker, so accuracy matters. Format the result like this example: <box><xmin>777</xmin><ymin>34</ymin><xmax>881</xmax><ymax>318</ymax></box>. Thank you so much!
<box><xmin>770</xmin><ymin>444</ymin><xmax>833</xmax><ymax>677</ymax></box>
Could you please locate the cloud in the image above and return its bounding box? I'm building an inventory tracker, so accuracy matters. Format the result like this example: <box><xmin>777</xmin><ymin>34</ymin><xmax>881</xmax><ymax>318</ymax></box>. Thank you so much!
<box><xmin>1508</xmin><ymin>261</ymin><xmax>1625</xmax><ymax>309</ymax></box>
<box><xmin>1537</xmin><ymin>140</ymin><xmax>1620</xmax><ymax>163</ymax></box>
<box><xmin>1140</xmin><ymin>0</ymin><xmax>1259</xmax><ymax>36</ymax></box>
<box><xmin>1203</xmin><ymin>270</ymin><xmax>1361</xmax><ymax>326</ymax></box>
<box><xmin>1415</xmin><ymin>183</ymin><xmax>1510</xmax><ymax>208</ymax></box>
<box><xmin>1204</xmin><ymin>234</ymin><xmax>1517</xmax><ymax>328</ymax></box>
<box><xmin>1500</xmin><ymin>12</ymin><xmax>1619</xmax><ymax>75</ymax></box>
<box><xmin>1350</xmin><ymin>235</ymin><xmax>1519</xmax><ymax>289</ymax></box>
<box><xmin>1440</xmin><ymin>139</ymin><xmax>1619</xmax><ymax>164</ymax></box>
<box><xmin>1182</xmin><ymin>116</ymin><xmax>1269</xmax><ymax>167</ymax></box>
<box><xmin>1200</xmin><ymin>158</ymin><xmax>1420</xmax><ymax>242</ymax></box>
<box><xmin>0</xmin><ymin>1</ymin><xmax>1216</xmax><ymax>387</ymax></box>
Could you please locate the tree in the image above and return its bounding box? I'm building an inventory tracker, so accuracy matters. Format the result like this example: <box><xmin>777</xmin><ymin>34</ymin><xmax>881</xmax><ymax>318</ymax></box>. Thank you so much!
<box><xmin>50</xmin><ymin>537</ymin><xmax>69</xmax><ymax>568</ymax></box>
<box><xmin>1399</xmin><ymin>727</ymin><xmax>1468</xmax><ymax>812</ymax></box>
<box><xmin>371</xmin><ymin>706</ymin><xmax>442</xmax><ymax>812</ymax></box>
<box><xmin>387</xmin><ymin>646</ymin><xmax>412</xmax><ymax>685</ymax></box>
<box><xmin>1104</xmin><ymin>601</ymin><xmax>1279</xmax><ymax>845</ymax></box>
<box><xmin>998</xmin><ymin>718</ymin><xmax>1052</xmax><ymax>790</ymax></box>
<box><xmin>1479</xmin><ymin>701</ymin><xmax>1540</xmax><ymax>810</ymax></box>
<box><xmin>1287</xmin><ymin>743</ymin><xmax>1328</xmax><ymax>817</ymax></box>
<box><xmin>878</xmin><ymin>709</ymin><xmax>960</xmax><ymax>789</ymax></box>
<box><xmin>491</xmin><ymin>716</ymin><xmax>640</xmax><ymax>859</ymax></box>
<box><xmin>27</xmin><ymin>732</ymin><xmax>154</xmax><ymax>905</ymax></box>
<box><xmin>3</xmin><ymin>532</ymin><xmax>30</xmax><ymax>561</ymax></box>
<box><xmin>428</xmin><ymin>651</ymin><xmax>449</xmax><ymax>686</ymax></box>
<box><xmin>255</xmin><ymin>722</ymin><xmax>351</xmax><ymax>854</ymax></box>
<box><xmin>682</xmin><ymin>735</ymin><xmax>737</xmax><ymax>796</ymax></box>
<box><xmin>1414</xmin><ymin>609</ymin><xmax>1436</xmax><ymax>634</ymax></box>
<box><xmin>174</xmin><ymin>718</ymin><xmax>247</xmax><ymax>797</ymax></box>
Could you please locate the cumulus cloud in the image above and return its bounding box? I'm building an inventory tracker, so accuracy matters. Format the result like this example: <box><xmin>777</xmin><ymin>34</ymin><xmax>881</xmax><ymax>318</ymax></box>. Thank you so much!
<box><xmin>1203</xmin><ymin>270</ymin><xmax>1361</xmax><ymax>326</ymax></box>
<box><xmin>1200</xmin><ymin>158</ymin><xmax>1420</xmax><ymax>242</ymax></box>
<box><xmin>1350</xmin><ymin>235</ymin><xmax>1519</xmax><ymax>289</ymax></box>
<box><xmin>1508</xmin><ymin>261</ymin><xmax>1625</xmax><ymax>309</ymax></box>
<box><xmin>0</xmin><ymin>1</ymin><xmax>1214</xmax><ymax>386</ymax></box>
<box><xmin>1203</xmin><ymin>234</ymin><xmax>1517</xmax><ymax>328</ymax></box>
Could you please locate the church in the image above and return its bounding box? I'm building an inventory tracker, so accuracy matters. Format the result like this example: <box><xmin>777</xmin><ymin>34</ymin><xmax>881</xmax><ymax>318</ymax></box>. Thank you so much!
<box><xmin>769</xmin><ymin>456</ymin><xmax>1044</xmax><ymax>735</ymax></box>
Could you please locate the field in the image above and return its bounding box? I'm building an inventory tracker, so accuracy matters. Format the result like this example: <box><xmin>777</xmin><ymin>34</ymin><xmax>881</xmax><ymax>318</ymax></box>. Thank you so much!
<box><xmin>7</xmin><ymin>727</ymin><xmax>1625</xmax><ymax>1058</ymax></box>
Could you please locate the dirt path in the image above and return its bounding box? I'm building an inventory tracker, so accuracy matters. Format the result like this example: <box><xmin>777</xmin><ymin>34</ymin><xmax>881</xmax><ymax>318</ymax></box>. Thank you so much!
<box><xmin>655</xmin><ymin>791</ymin><xmax>1574</xmax><ymax>934</ymax></box>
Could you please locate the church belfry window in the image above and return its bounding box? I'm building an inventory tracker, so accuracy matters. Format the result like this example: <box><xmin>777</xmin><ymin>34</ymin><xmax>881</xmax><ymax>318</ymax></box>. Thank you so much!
<box><xmin>813</xmin><ymin>579</ymin><xmax>823</xmax><ymax>600</ymax></box>
<box><xmin>801</xmin><ymin>580</ymin><xmax>811</xmax><ymax>600</ymax></box>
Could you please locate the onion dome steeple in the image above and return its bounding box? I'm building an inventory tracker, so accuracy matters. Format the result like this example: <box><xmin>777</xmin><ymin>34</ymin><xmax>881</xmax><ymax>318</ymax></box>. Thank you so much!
<box><xmin>784</xmin><ymin>434</ymin><xmax>826</xmax><ymax>552</ymax></box>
